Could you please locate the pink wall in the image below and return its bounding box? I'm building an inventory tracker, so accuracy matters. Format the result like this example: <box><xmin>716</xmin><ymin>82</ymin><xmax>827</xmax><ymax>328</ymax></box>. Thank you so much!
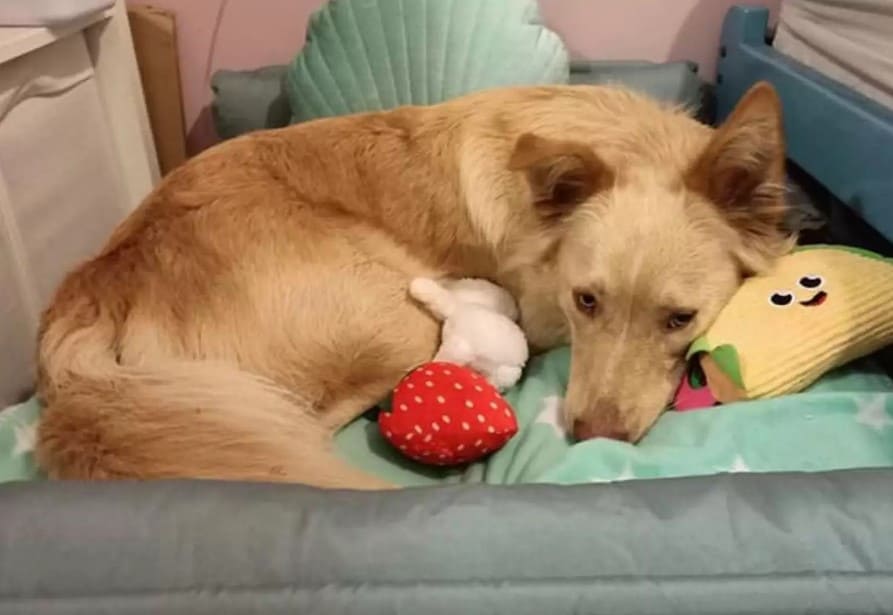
<box><xmin>129</xmin><ymin>0</ymin><xmax>780</xmax><ymax>154</ymax></box>
<box><xmin>539</xmin><ymin>0</ymin><xmax>779</xmax><ymax>81</ymax></box>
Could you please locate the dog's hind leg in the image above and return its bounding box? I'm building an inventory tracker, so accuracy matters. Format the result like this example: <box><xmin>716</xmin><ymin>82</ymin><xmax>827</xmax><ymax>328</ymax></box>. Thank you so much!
<box><xmin>39</xmin><ymin>220</ymin><xmax>445</xmax><ymax>489</ymax></box>
<box><xmin>258</xmin><ymin>249</ymin><xmax>444</xmax><ymax>441</ymax></box>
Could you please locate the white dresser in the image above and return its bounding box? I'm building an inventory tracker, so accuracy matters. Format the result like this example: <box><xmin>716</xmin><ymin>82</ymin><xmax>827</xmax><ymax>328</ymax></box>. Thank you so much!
<box><xmin>0</xmin><ymin>0</ymin><xmax>159</xmax><ymax>403</ymax></box>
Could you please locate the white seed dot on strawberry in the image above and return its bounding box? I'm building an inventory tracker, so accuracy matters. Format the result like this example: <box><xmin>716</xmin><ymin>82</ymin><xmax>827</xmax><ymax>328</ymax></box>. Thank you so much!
<box><xmin>488</xmin><ymin>426</ymin><xmax>495</xmax><ymax>433</ymax></box>
<box><xmin>414</xmin><ymin>425</ymin><xmax>422</xmax><ymax>434</ymax></box>
<box><xmin>407</xmin><ymin>383</ymin><xmax>415</xmax><ymax>389</ymax></box>
<box><xmin>462</xmin><ymin>422</ymin><xmax>470</xmax><ymax>431</ymax></box>
<box><xmin>465</xmin><ymin>400</ymin><xmax>474</xmax><ymax>408</ymax></box>
<box><xmin>436</xmin><ymin>395</ymin><xmax>445</xmax><ymax>404</ymax></box>
<box><xmin>477</xmin><ymin>414</ymin><xmax>485</xmax><ymax>423</ymax></box>
<box><xmin>504</xmin><ymin>408</ymin><xmax>511</xmax><ymax>416</ymax></box>
<box><xmin>475</xmin><ymin>439</ymin><xmax>483</xmax><ymax>447</ymax></box>
<box><xmin>432</xmin><ymin>422</ymin><xmax>440</xmax><ymax>431</ymax></box>
<box><xmin>400</xmin><ymin>445</ymin><xmax>407</xmax><ymax>451</ymax></box>
<box><xmin>405</xmin><ymin>433</ymin><xmax>414</xmax><ymax>440</ymax></box>
<box><xmin>386</xmin><ymin>431</ymin><xmax>392</xmax><ymax>438</ymax></box>
<box><xmin>475</xmin><ymin>385</ymin><xmax>483</xmax><ymax>392</ymax></box>
<box><xmin>490</xmin><ymin>402</ymin><xmax>498</xmax><ymax>409</ymax></box>
<box><xmin>424</xmin><ymin>434</ymin><xmax>432</xmax><ymax>443</ymax></box>
<box><xmin>457</xmin><ymin>444</ymin><xmax>465</xmax><ymax>452</ymax></box>
<box><xmin>425</xmin><ymin>381</ymin><xmax>434</xmax><ymax>388</ymax></box>
<box><xmin>454</xmin><ymin>383</ymin><xmax>463</xmax><ymax>390</ymax></box>
<box><xmin>442</xmin><ymin>415</ymin><xmax>451</xmax><ymax>424</ymax></box>
<box><xmin>399</xmin><ymin>404</ymin><xmax>408</xmax><ymax>411</ymax></box>
<box><xmin>425</xmin><ymin>370</ymin><xmax>433</xmax><ymax>376</ymax></box>
<box><xmin>444</xmin><ymin>369</ymin><xmax>452</xmax><ymax>375</ymax></box>
<box><xmin>414</xmin><ymin>395</ymin><xmax>423</xmax><ymax>403</ymax></box>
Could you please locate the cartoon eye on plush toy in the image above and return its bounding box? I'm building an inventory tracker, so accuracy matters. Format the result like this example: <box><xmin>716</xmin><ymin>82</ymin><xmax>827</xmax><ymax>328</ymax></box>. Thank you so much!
<box><xmin>675</xmin><ymin>245</ymin><xmax>893</xmax><ymax>410</ymax></box>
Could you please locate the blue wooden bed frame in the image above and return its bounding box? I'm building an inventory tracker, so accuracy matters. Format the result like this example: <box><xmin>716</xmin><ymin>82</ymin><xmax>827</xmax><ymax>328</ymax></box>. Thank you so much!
<box><xmin>717</xmin><ymin>6</ymin><xmax>893</xmax><ymax>249</ymax></box>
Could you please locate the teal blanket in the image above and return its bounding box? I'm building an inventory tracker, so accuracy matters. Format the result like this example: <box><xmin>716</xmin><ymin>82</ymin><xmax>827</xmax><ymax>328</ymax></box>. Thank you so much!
<box><xmin>3</xmin><ymin>348</ymin><xmax>892</xmax><ymax>484</ymax></box>
<box><xmin>337</xmin><ymin>347</ymin><xmax>893</xmax><ymax>485</ymax></box>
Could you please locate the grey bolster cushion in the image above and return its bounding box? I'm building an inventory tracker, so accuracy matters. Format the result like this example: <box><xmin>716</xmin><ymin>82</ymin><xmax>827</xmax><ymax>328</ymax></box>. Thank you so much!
<box><xmin>1</xmin><ymin>469</ymin><xmax>892</xmax><ymax>614</ymax></box>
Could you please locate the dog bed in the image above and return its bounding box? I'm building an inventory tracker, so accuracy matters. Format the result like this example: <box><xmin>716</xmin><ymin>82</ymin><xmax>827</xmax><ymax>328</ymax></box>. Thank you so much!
<box><xmin>338</xmin><ymin>351</ymin><xmax>893</xmax><ymax>486</ymax></box>
<box><xmin>2</xmin><ymin>470</ymin><xmax>892</xmax><ymax>615</ymax></box>
<box><xmin>4</xmin><ymin>349</ymin><xmax>893</xmax><ymax>486</ymax></box>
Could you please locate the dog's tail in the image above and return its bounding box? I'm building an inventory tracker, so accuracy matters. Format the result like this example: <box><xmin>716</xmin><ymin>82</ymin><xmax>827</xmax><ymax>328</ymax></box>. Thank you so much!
<box><xmin>408</xmin><ymin>277</ymin><xmax>455</xmax><ymax>321</ymax></box>
<box><xmin>35</xmin><ymin>279</ymin><xmax>390</xmax><ymax>489</ymax></box>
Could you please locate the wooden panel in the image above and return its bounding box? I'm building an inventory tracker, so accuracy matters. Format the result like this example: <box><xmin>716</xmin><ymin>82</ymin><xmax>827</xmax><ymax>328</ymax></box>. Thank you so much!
<box><xmin>128</xmin><ymin>4</ymin><xmax>187</xmax><ymax>175</ymax></box>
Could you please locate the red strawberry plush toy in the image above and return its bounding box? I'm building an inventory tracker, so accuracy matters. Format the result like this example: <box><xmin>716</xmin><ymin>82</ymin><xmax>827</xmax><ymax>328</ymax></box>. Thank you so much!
<box><xmin>379</xmin><ymin>362</ymin><xmax>519</xmax><ymax>466</ymax></box>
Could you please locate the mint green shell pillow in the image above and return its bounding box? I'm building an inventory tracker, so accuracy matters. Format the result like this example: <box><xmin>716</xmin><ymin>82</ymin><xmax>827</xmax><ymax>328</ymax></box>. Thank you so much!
<box><xmin>285</xmin><ymin>0</ymin><xmax>568</xmax><ymax>122</ymax></box>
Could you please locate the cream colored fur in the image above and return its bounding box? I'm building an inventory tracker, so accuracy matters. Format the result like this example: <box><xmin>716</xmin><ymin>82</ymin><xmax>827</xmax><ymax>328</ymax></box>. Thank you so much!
<box><xmin>36</xmin><ymin>83</ymin><xmax>790</xmax><ymax>487</ymax></box>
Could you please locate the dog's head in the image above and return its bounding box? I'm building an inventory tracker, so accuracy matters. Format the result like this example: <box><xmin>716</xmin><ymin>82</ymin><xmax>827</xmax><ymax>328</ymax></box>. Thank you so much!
<box><xmin>509</xmin><ymin>83</ymin><xmax>790</xmax><ymax>442</ymax></box>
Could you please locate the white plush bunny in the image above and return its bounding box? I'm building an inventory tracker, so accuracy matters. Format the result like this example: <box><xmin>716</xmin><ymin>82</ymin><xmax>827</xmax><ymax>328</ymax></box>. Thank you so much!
<box><xmin>409</xmin><ymin>277</ymin><xmax>529</xmax><ymax>391</ymax></box>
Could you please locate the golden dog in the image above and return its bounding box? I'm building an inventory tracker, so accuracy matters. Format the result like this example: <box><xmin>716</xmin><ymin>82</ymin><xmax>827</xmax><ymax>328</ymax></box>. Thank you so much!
<box><xmin>35</xmin><ymin>83</ymin><xmax>790</xmax><ymax>488</ymax></box>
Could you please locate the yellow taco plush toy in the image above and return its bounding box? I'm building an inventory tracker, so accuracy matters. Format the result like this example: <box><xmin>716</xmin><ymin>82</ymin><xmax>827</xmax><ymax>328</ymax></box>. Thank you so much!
<box><xmin>674</xmin><ymin>245</ymin><xmax>893</xmax><ymax>410</ymax></box>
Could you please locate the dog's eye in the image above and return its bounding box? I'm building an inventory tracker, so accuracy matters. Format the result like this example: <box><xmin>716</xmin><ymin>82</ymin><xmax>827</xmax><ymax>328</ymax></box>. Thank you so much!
<box><xmin>769</xmin><ymin>291</ymin><xmax>794</xmax><ymax>307</ymax></box>
<box><xmin>573</xmin><ymin>290</ymin><xmax>598</xmax><ymax>315</ymax></box>
<box><xmin>666</xmin><ymin>311</ymin><xmax>696</xmax><ymax>330</ymax></box>
<box><xmin>798</xmin><ymin>275</ymin><xmax>823</xmax><ymax>289</ymax></box>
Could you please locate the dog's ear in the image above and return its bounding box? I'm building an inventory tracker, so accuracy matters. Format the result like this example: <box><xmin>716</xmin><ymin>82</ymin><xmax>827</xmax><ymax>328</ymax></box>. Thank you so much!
<box><xmin>509</xmin><ymin>133</ymin><xmax>613</xmax><ymax>221</ymax></box>
<box><xmin>685</xmin><ymin>82</ymin><xmax>790</xmax><ymax>271</ymax></box>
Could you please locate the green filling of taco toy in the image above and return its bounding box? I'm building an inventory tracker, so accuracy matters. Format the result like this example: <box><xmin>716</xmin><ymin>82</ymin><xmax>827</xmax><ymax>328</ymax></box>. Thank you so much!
<box><xmin>709</xmin><ymin>344</ymin><xmax>744</xmax><ymax>389</ymax></box>
<box><xmin>686</xmin><ymin>338</ymin><xmax>744</xmax><ymax>390</ymax></box>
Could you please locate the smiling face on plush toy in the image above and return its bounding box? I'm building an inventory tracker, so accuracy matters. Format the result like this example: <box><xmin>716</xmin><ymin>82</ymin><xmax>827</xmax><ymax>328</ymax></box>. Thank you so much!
<box><xmin>768</xmin><ymin>274</ymin><xmax>827</xmax><ymax>309</ymax></box>
<box><xmin>706</xmin><ymin>250</ymin><xmax>852</xmax><ymax>343</ymax></box>
<box><xmin>687</xmin><ymin>245</ymin><xmax>893</xmax><ymax>400</ymax></box>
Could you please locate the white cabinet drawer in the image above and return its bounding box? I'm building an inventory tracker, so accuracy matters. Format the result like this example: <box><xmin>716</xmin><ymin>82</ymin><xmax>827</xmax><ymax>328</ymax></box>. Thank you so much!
<box><xmin>0</xmin><ymin>1</ymin><xmax>158</xmax><ymax>403</ymax></box>
<box><xmin>0</xmin><ymin>33</ymin><xmax>129</xmax><ymax>305</ymax></box>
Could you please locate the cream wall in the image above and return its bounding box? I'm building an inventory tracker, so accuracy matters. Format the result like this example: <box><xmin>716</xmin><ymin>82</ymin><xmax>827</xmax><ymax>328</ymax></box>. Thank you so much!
<box><xmin>128</xmin><ymin>0</ymin><xmax>780</xmax><ymax>153</ymax></box>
